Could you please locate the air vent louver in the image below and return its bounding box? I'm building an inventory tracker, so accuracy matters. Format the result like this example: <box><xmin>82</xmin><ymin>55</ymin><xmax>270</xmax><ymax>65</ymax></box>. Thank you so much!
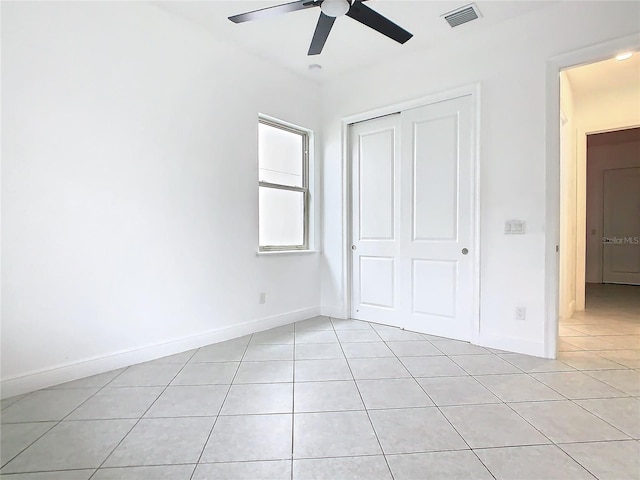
<box><xmin>443</xmin><ymin>4</ymin><xmax>481</xmax><ymax>28</ymax></box>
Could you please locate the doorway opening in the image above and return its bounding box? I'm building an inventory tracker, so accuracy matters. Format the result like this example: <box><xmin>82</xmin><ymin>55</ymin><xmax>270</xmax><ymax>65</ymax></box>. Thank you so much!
<box><xmin>557</xmin><ymin>53</ymin><xmax>640</xmax><ymax>366</ymax></box>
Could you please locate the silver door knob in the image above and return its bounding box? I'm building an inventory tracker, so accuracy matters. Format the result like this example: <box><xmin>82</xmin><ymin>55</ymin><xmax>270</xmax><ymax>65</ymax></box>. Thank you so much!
<box><xmin>351</xmin><ymin>245</ymin><xmax>357</xmax><ymax>250</ymax></box>
<box><xmin>461</xmin><ymin>248</ymin><xmax>469</xmax><ymax>255</ymax></box>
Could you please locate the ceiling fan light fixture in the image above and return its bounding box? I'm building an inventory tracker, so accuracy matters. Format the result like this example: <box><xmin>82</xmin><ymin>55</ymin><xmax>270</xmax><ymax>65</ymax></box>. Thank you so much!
<box><xmin>321</xmin><ymin>0</ymin><xmax>350</xmax><ymax>18</ymax></box>
<box><xmin>615</xmin><ymin>51</ymin><xmax>633</xmax><ymax>61</ymax></box>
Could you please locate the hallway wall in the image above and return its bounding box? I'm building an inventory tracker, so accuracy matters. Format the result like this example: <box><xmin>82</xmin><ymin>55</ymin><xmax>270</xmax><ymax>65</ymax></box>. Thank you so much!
<box><xmin>560</xmin><ymin>72</ymin><xmax>578</xmax><ymax>319</ymax></box>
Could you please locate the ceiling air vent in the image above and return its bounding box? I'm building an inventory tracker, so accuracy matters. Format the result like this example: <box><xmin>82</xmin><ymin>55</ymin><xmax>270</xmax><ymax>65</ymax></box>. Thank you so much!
<box><xmin>443</xmin><ymin>3</ymin><xmax>482</xmax><ymax>28</ymax></box>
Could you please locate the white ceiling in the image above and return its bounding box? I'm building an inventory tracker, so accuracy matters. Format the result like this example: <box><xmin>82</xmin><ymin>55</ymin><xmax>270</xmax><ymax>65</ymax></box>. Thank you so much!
<box><xmin>565</xmin><ymin>53</ymin><xmax>640</xmax><ymax>99</ymax></box>
<box><xmin>153</xmin><ymin>1</ymin><xmax>556</xmax><ymax>81</ymax></box>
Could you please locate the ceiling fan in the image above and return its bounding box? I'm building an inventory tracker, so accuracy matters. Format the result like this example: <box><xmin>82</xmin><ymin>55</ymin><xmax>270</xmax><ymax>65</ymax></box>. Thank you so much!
<box><xmin>229</xmin><ymin>0</ymin><xmax>413</xmax><ymax>56</ymax></box>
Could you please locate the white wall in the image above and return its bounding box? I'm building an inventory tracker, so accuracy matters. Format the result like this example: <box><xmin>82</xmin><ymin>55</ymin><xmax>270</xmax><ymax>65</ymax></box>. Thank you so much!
<box><xmin>559</xmin><ymin>72</ymin><xmax>577</xmax><ymax>319</ymax></box>
<box><xmin>577</xmin><ymin>85</ymin><xmax>640</xmax><ymax>130</ymax></box>
<box><xmin>320</xmin><ymin>1</ymin><xmax>640</xmax><ymax>356</ymax></box>
<box><xmin>1</xmin><ymin>1</ymin><xmax>321</xmax><ymax>397</ymax></box>
<box><xmin>585</xmin><ymin>134</ymin><xmax>640</xmax><ymax>283</ymax></box>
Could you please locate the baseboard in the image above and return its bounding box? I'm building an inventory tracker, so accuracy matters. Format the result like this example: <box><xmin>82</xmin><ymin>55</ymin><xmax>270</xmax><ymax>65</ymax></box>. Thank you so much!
<box><xmin>1</xmin><ymin>306</ymin><xmax>320</xmax><ymax>399</ymax></box>
<box><xmin>320</xmin><ymin>305</ymin><xmax>349</xmax><ymax>319</ymax></box>
<box><xmin>478</xmin><ymin>334</ymin><xmax>546</xmax><ymax>358</ymax></box>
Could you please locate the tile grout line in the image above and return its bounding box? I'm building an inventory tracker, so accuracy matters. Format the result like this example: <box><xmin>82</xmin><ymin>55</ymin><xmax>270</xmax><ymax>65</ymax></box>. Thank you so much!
<box><xmin>187</xmin><ymin>335</ymin><xmax>254</xmax><ymax>480</ymax></box>
<box><xmin>550</xmin><ymin>445</ymin><xmax>602</xmax><ymax>480</ymax></box>
<box><xmin>330</xmin><ymin>317</ymin><xmax>397</xmax><ymax>480</ymax></box>
<box><xmin>475</xmin><ymin>353</ymin><xmax>601</xmax><ymax>452</ymax></box>
<box><xmin>19</xmin><ymin>440</ymin><xmax>630</xmax><ymax>479</ymax></box>
<box><xmin>0</xmin><ymin>419</ymin><xmax>57</xmax><ymax>471</ymax></box>
<box><xmin>580</xmin><ymin>369</ymin><xmax>638</xmax><ymax>396</ymax></box>
<box><xmin>496</xmin><ymin>341</ymin><xmax>635</xmax><ymax>477</ymax></box>
<box><xmin>291</xmin><ymin>320</ymin><xmax>297</xmax><ymax>480</ymax></box>
<box><xmin>84</xmin><ymin>348</ymin><xmax>201</xmax><ymax>480</ymax></box>
<box><xmin>374</xmin><ymin>325</ymin><xmax>498</xmax><ymax>480</ymax></box>
<box><xmin>5</xmin><ymin>392</ymin><xmax>635</xmax><ymax>424</ymax></box>
<box><xmin>0</xmin><ymin>394</ymin><xmax>28</xmax><ymax>412</ymax></box>
<box><xmin>1</xmin><ymin>365</ymin><xmax>132</xmax><ymax>472</ymax></box>
<box><xmin>559</xmin><ymin>324</ymin><xmax>639</xmax><ymax>368</ymax></box>
<box><xmin>3</xmin><ymin>386</ymin><xmax>636</xmax><ymax>424</ymax></box>
<box><xmin>497</xmin><ymin>351</ymin><xmax>636</xmax><ymax>443</ymax></box>
<box><xmin>557</xmin><ymin>322</ymin><xmax>640</xmax><ymax>478</ymax></box>
<box><xmin>401</xmin><ymin>325</ymin><xmax>636</xmax><ymax>469</ymax></box>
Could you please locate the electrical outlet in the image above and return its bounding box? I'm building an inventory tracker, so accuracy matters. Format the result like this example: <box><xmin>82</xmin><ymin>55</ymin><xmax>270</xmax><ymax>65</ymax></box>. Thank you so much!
<box><xmin>259</xmin><ymin>292</ymin><xmax>266</xmax><ymax>304</ymax></box>
<box><xmin>515</xmin><ymin>307</ymin><xmax>526</xmax><ymax>320</ymax></box>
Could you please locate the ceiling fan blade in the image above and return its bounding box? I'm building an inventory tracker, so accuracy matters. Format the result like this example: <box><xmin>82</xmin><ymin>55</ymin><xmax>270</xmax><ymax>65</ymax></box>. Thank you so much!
<box><xmin>308</xmin><ymin>13</ymin><xmax>336</xmax><ymax>55</ymax></box>
<box><xmin>346</xmin><ymin>1</ymin><xmax>412</xmax><ymax>44</ymax></box>
<box><xmin>229</xmin><ymin>0</ymin><xmax>319</xmax><ymax>24</ymax></box>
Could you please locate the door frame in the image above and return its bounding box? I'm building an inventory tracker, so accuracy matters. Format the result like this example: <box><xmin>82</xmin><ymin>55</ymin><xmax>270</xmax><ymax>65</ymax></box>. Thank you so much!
<box><xmin>340</xmin><ymin>83</ymin><xmax>481</xmax><ymax>343</ymax></box>
<box><xmin>544</xmin><ymin>33</ymin><xmax>640</xmax><ymax>358</ymax></box>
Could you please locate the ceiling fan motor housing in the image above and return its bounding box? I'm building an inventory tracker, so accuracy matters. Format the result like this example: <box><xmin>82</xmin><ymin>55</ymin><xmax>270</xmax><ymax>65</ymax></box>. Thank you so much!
<box><xmin>321</xmin><ymin>0</ymin><xmax>351</xmax><ymax>17</ymax></box>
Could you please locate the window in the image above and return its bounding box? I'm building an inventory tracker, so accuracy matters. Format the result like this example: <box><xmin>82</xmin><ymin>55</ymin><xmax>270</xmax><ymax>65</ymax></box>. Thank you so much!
<box><xmin>258</xmin><ymin>117</ymin><xmax>310</xmax><ymax>251</ymax></box>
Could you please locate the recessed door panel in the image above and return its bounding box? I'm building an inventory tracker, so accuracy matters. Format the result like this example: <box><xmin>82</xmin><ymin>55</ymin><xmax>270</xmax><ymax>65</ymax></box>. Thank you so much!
<box><xmin>413</xmin><ymin>115</ymin><xmax>459</xmax><ymax>241</ymax></box>
<box><xmin>412</xmin><ymin>260</ymin><xmax>457</xmax><ymax>317</ymax></box>
<box><xmin>359</xmin><ymin>129</ymin><xmax>395</xmax><ymax>241</ymax></box>
<box><xmin>359</xmin><ymin>256</ymin><xmax>395</xmax><ymax>308</ymax></box>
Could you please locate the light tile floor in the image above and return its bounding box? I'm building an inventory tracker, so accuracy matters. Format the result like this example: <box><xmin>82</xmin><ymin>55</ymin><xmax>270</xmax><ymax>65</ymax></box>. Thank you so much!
<box><xmin>1</xmin><ymin>285</ymin><xmax>639</xmax><ymax>479</ymax></box>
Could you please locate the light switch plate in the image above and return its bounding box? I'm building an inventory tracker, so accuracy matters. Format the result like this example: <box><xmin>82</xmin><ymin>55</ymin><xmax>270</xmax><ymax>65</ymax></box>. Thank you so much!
<box><xmin>505</xmin><ymin>220</ymin><xmax>526</xmax><ymax>234</ymax></box>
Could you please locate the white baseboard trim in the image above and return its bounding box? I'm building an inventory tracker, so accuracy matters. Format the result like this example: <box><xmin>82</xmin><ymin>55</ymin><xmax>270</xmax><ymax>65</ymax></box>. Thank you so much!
<box><xmin>1</xmin><ymin>306</ymin><xmax>320</xmax><ymax>399</ymax></box>
<box><xmin>478</xmin><ymin>334</ymin><xmax>547</xmax><ymax>358</ymax></box>
<box><xmin>320</xmin><ymin>305</ymin><xmax>348</xmax><ymax>319</ymax></box>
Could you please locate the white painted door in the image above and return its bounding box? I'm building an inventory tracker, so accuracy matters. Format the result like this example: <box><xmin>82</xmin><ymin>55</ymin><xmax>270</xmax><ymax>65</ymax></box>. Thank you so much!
<box><xmin>350</xmin><ymin>114</ymin><xmax>402</xmax><ymax>326</ymax></box>
<box><xmin>603</xmin><ymin>167</ymin><xmax>640</xmax><ymax>285</ymax></box>
<box><xmin>399</xmin><ymin>96</ymin><xmax>475</xmax><ymax>340</ymax></box>
<box><xmin>351</xmin><ymin>94</ymin><xmax>476</xmax><ymax>341</ymax></box>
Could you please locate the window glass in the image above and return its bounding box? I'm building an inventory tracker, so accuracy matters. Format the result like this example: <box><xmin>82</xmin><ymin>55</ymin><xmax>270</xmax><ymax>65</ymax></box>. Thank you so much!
<box><xmin>258</xmin><ymin>123</ymin><xmax>303</xmax><ymax>187</ymax></box>
<box><xmin>259</xmin><ymin>187</ymin><xmax>304</xmax><ymax>247</ymax></box>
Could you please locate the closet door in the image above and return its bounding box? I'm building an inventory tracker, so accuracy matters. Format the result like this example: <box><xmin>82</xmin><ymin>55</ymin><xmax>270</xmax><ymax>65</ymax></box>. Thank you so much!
<box><xmin>399</xmin><ymin>95</ymin><xmax>475</xmax><ymax>340</ymax></box>
<box><xmin>350</xmin><ymin>93</ymin><xmax>476</xmax><ymax>341</ymax></box>
<box><xmin>350</xmin><ymin>114</ymin><xmax>402</xmax><ymax>326</ymax></box>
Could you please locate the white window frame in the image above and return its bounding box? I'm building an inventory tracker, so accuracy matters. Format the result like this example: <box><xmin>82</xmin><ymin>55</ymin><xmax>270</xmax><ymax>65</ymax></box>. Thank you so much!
<box><xmin>258</xmin><ymin>116</ymin><xmax>310</xmax><ymax>252</ymax></box>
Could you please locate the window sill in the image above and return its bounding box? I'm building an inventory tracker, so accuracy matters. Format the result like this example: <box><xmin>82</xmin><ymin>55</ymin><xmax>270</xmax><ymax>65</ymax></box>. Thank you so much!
<box><xmin>256</xmin><ymin>250</ymin><xmax>319</xmax><ymax>257</ymax></box>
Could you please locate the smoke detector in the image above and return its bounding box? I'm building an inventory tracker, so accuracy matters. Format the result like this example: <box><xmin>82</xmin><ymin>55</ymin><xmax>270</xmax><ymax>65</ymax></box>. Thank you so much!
<box><xmin>443</xmin><ymin>3</ymin><xmax>482</xmax><ymax>28</ymax></box>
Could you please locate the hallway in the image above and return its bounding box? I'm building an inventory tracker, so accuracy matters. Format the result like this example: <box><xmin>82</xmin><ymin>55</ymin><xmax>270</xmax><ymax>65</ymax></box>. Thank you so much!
<box><xmin>560</xmin><ymin>283</ymin><xmax>640</xmax><ymax>369</ymax></box>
